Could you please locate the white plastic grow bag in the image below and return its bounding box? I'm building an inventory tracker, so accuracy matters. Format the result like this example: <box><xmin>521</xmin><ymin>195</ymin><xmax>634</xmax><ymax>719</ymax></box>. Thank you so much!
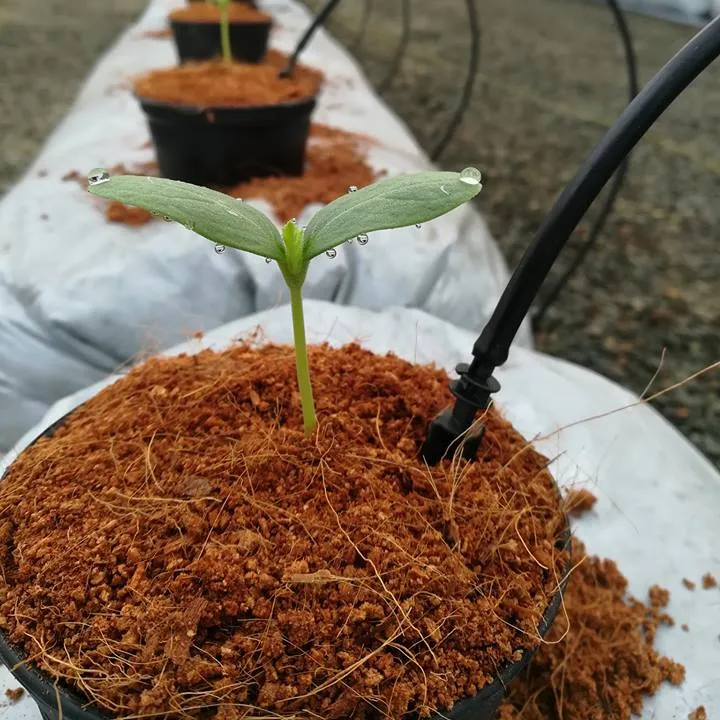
<box><xmin>0</xmin><ymin>301</ymin><xmax>718</xmax><ymax>718</ymax></box>
<box><xmin>0</xmin><ymin>0</ymin><xmax>522</xmax><ymax>452</ymax></box>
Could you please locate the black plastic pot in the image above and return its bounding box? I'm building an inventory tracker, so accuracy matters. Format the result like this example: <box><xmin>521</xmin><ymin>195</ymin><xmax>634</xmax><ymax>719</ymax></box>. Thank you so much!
<box><xmin>171</xmin><ymin>17</ymin><xmax>272</xmax><ymax>64</ymax></box>
<box><xmin>0</xmin><ymin>413</ymin><xmax>570</xmax><ymax>720</ymax></box>
<box><xmin>138</xmin><ymin>95</ymin><xmax>316</xmax><ymax>186</ymax></box>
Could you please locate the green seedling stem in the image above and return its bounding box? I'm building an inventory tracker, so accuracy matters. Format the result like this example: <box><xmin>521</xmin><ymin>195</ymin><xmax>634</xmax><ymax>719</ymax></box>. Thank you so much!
<box><xmin>217</xmin><ymin>0</ymin><xmax>232</xmax><ymax>63</ymax></box>
<box><xmin>87</xmin><ymin>168</ymin><xmax>483</xmax><ymax>436</ymax></box>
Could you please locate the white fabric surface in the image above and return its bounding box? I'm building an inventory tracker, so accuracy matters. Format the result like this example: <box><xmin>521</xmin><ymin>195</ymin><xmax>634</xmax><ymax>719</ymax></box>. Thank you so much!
<box><xmin>0</xmin><ymin>0</ymin><xmax>523</xmax><ymax>453</ymax></box>
<box><xmin>615</xmin><ymin>0</ymin><xmax>719</xmax><ymax>23</ymax></box>
<box><xmin>1</xmin><ymin>301</ymin><xmax>718</xmax><ymax>718</ymax></box>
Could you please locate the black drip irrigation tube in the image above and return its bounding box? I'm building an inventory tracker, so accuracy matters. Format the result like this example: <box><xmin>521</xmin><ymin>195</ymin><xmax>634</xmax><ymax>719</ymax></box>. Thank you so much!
<box><xmin>377</xmin><ymin>0</ymin><xmax>411</xmax><ymax>95</ymax></box>
<box><xmin>533</xmin><ymin>0</ymin><xmax>640</xmax><ymax>326</ymax></box>
<box><xmin>430</xmin><ymin>0</ymin><xmax>480</xmax><ymax>162</ymax></box>
<box><xmin>421</xmin><ymin>13</ymin><xmax>720</xmax><ymax>465</ymax></box>
<box><xmin>279</xmin><ymin>0</ymin><xmax>345</xmax><ymax>77</ymax></box>
<box><xmin>349</xmin><ymin>0</ymin><xmax>374</xmax><ymax>53</ymax></box>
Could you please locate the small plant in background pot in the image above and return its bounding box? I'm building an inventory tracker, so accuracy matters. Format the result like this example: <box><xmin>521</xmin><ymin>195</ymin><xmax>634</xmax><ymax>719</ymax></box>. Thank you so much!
<box><xmin>0</xmin><ymin>167</ymin><xmax>570</xmax><ymax>720</ymax></box>
<box><xmin>170</xmin><ymin>0</ymin><xmax>273</xmax><ymax>64</ymax></box>
<box><xmin>135</xmin><ymin>3</ymin><xmax>331</xmax><ymax>188</ymax></box>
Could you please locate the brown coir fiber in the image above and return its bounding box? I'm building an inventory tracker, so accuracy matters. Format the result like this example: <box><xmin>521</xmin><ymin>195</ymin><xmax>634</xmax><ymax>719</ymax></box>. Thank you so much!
<box><xmin>170</xmin><ymin>4</ymin><xmax>271</xmax><ymax>23</ymax></box>
<box><xmin>498</xmin><ymin>539</ymin><xmax>685</xmax><ymax>720</ymax></box>
<box><xmin>4</xmin><ymin>687</ymin><xmax>24</xmax><ymax>703</ymax></box>
<box><xmin>134</xmin><ymin>50</ymin><xmax>323</xmax><ymax>107</ymax></box>
<box><xmin>101</xmin><ymin>124</ymin><xmax>378</xmax><ymax>226</ymax></box>
<box><xmin>0</xmin><ymin>343</ymin><xmax>568</xmax><ymax>719</ymax></box>
<box><xmin>562</xmin><ymin>487</ymin><xmax>597</xmax><ymax>518</ymax></box>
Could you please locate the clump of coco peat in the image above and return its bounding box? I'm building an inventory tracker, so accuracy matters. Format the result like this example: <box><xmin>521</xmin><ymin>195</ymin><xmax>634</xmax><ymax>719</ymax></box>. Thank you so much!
<box><xmin>87</xmin><ymin>165</ymin><xmax>484</xmax><ymax>436</ymax></box>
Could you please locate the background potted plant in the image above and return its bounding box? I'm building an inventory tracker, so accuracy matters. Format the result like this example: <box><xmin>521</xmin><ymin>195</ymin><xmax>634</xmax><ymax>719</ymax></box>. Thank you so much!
<box><xmin>0</xmin><ymin>168</ymin><xmax>570</xmax><ymax>720</ymax></box>
<box><xmin>170</xmin><ymin>0</ymin><xmax>273</xmax><ymax>64</ymax></box>
<box><xmin>134</xmin><ymin>3</ymin><xmax>330</xmax><ymax>187</ymax></box>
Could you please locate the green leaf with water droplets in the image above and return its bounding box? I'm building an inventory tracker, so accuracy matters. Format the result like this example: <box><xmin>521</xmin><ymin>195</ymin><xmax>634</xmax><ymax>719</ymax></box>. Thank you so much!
<box><xmin>302</xmin><ymin>170</ymin><xmax>482</xmax><ymax>260</ymax></box>
<box><xmin>88</xmin><ymin>175</ymin><xmax>285</xmax><ymax>260</ymax></box>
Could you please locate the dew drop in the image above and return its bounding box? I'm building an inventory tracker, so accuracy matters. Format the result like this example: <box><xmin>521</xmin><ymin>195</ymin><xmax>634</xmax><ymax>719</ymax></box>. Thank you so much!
<box><xmin>325</xmin><ymin>248</ymin><xmax>337</xmax><ymax>258</ymax></box>
<box><xmin>265</xmin><ymin>257</ymin><xmax>272</xmax><ymax>264</ymax></box>
<box><xmin>162</xmin><ymin>216</ymin><xmax>172</xmax><ymax>222</ymax></box>
<box><xmin>357</xmin><ymin>233</ymin><xmax>369</xmax><ymax>246</ymax></box>
<box><xmin>87</xmin><ymin>168</ymin><xmax>110</xmax><ymax>186</ymax></box>
<box><xmin>346</xmin><ymin>237</ymin><xmax>353</xmax><ymax>244</ymax></box>
<box><xmin>459</xmin><ymin>167</ymin><xmax>482</xmax><ymax>185</ymax></box>
<box><xmin>347</xmin><ymin>185</ymin><xmax>358</xmax><ymax>193</ymax></box>
<box><xmin>214</xmin><ymin>245</ymin><xmax>226</xmax><ymax>254</ymax></box>
<box><xmin>415</xmin><ymin>224</ymin><xmax>422</xmax><ymax>229</ymax></box>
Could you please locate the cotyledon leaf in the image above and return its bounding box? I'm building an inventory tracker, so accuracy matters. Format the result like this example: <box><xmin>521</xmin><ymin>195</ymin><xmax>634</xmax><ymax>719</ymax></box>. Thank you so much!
<box><xmin>303</xmin><ymin>170</ymin><xmax>482</xmax><ymax>260</ymax></box>
<box><xmin>88</xmin><ymin>175</ymin><xmax>285</xmax><ymax>261</ymax></box>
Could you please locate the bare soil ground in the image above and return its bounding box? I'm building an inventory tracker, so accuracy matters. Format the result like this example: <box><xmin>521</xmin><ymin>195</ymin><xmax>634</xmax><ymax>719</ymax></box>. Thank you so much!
<box><xmin>1</xmin><ymin>0</ymin><xmax>718</xmax><ymax>465</ymax></box>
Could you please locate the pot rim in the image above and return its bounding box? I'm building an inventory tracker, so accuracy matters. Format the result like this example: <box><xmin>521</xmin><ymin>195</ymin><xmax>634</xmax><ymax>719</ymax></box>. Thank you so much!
<box><xmin>0</xmin><ymin>411</ymin><xmax>571</xmax><ymax>720</ymax></box>
<box><xmin>135</xmin><ymin>92</ymin><xmax>318</xmax><ymax>116</ymax></box>
<box><xmin>169</xmin><ymin>16</ymin><xmax>273</xmax><ymax>28</ymax></box>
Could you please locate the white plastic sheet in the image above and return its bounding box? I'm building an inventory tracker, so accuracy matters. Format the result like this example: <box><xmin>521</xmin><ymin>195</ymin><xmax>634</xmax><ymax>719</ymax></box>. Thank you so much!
<box><xmin>1</xmin><ymin>301</ymin><xmax>718</xmax><ymax>719</ymax></box>
<box><xmin>0</xmin><ymin>0</ymin><xmax>523</xmax><ymax>452</ymax></box>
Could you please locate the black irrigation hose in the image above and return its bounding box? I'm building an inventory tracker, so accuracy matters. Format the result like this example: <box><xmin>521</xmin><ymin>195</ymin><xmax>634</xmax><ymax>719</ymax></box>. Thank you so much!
<box><xmin>476</xmin><ymin>14</ymin><xmax>720</xmax><ymax>368</ymax></box>
<box><xmin>280</xmin><ymin>0</ymin><xmax>345</xmax><ymax>77</ymax></box>
<box><xmin>533</xmin><ymin>0</ymin><xmax>639</xmax><ymax>326</ymax></box>
<box><xmin>377</xmin><ymin>0</ymin><xmax>411</xmax><ymax>94</ymax></box>
<box><xmin>430</xmin><ymin>0</ymin><xmax>480</xmax><ymax>162</ymax></box>
<box><xmin>349</xmin><ymin>0</ymin><xmax>374</xmax><ymax>54</ymax></box>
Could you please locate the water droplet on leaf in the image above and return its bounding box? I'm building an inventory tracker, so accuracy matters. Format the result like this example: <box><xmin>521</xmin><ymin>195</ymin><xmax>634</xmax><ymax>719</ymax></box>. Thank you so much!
<box><xmin>346</xmin><ymin>237</ymin><xmax>353</xmax><ymax>244</ymax></box>
<box><xmin>214</xmin><ymin>245</ymin><xmax>226</xmax><ymax>254</ymax></box>
<box><xmin>325</xmin><ymin>248</ymin><xmax>337</xmax><ymax>258</ymax></box>
<box><xmin>162</xmin><ymin>216</ymin><xmax>171</xmax><ymax>222</ymax></box>
<box><xmin>415</xmin><ymin>224</ymin><xmax>422</xmax><ymax>229</ymax></box>
<box><xmin>459</xmin><ymin>167</ymin><xmax>482</xmax><ymax>185</ymax></box>
<box><xmin>357</xmin><ymin>233</ymin><xmax>369</xmax><ymax>245</ymax></box>
<box><xmin>348</xmin><ymin>185</ymin><xmax>358</xmax><ymax>193</ymax></box>
<box><xmin>87</xmin><ymin>168</ymin><xmax>110</xmax><ymax>186</ymax></box>
<box><xmin>265</xmin><ymin>257</ymin><xmax>272</xmax><ymax>264</ymax></box>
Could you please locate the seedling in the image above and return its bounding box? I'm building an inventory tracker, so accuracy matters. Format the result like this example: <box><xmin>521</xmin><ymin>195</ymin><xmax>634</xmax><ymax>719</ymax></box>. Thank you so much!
<box><xmin>87</xmin><ymin>168</ymin><xmax>483</xmax><ymax>436</ymax></box>
<box><xmin>217</xmin><ymin>0</ymin><xmax>232</xmax><ymax>63</ymax></box>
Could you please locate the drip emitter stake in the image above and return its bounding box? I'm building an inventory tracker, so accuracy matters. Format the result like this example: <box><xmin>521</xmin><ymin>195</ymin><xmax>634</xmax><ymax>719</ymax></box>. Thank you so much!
<box><xmin>279</xmin><ymin>0</ymin><xmax>345</xmax><ymax>78</ymax></box>
<box><xmin>421</xmin><ymin>13</ymin><xmax>720</xmax><ymax>465</ymax></box>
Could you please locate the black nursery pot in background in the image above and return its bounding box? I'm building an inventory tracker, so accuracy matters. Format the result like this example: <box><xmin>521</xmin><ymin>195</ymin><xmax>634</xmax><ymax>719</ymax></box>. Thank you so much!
<box><xmin>138</xmin><ymin>95</ymin><xmax>316</xmax><ymax>186</ymax></box>
<box><xmin>171</xmin><ymin>17</ymin><xmax>272</xmax><ymax>64</ymax></box>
